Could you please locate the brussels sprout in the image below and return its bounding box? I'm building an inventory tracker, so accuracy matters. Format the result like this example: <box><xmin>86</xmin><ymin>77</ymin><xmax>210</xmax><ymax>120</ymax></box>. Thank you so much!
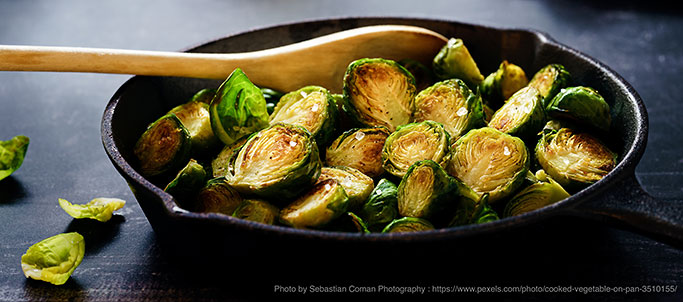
<box><xmin>382</xmin><ymin>217</ymin><xmax>434</xmax><ymax>233</ymax></box>
<box><xmin>546</xmin><ymin>86</ymin><xmax>611</xmax><ymax>132</ymax></box>
<box><xmin>210</xmin><ymin>68</ymin><xmax>270</xmax><ymax>146</ymax></box>
<box><xmin>447</xmin><ymin>179</ymin><xmax>480</xmax><ymax>227</ymax></box>
<box><xmin>133</xmin><ymin>113</ymin><xmax>191</xmax><ymax>178</ymax></box>
<box><xmin>535</xmin><ymin>124</ymin><xmax>617</xmax><ymax>191</ymax></box>
<box><xmin>447</xmin><ymin>127</ymin><xmax>529</xmax><ymax>203</ymax></box>
<box><xmin>482</xmin><ymin>103</ymin><xmax>495</xmax><ymax>124</ymax></box>
<box><xmin>164</xmin><ymin>159</ymin><xmax>208</xmax><ymax>206</ymax></box>
<box><xmin>432</xmin><ymin>38</ymin><xmax>485</xmax><ymax>87</ymax></box>
<box><xmin>58</xmin><ymin>198</ymin><xmax>126</xmax><ymax>222</ymax></box>
<box><xmin>193</xmin><ymin>177</ymin><xmax>243</xmax><ymax>215</ymax></box>
<box><xmin>412</xmin><ymin>78</ymin><xmax>485</xmax><ymax>140</ymax></box>
<box><xmin>228</xmin><ymin>123</ymin><xmax>321</xmax><ymax>200</ymax></box>
<box><xmin>358</xmin><ymin>178</ymin><xmax>399</xmax><ymax>231</ymax></box>
<box><xmin>269</xmin><ymin>86</ymin><xmax>338</xmax><ymax>145</ymax></box>
<box><xmin>279</xmin><ymin>179</ymin><xmax>349</xmax><ymax>228</ymax></box>
<box><xmin>325</xmin><ymin>127</ymin><xmax>390</xmax><ymax>178</ymax></box>
<box><xmin>480</xmin><ymin>60</ymin><xmax>529</xmax><ymax>106</ymax></box>
<box><xmin>503</xmin><ymin>175</ymin><xmax>570</xmax><ymax>217</ymax></box>
<box><xmin>211</xmin><ymin>137</ymin><xmax>247</xmax><ymax>178</ymax></box>
<box><xmin>347</xmin><ymin>212</ymin><xmax>371</xmax><ymax>233</ymax></box>
<box><xmin>169</xmin><ymin>100</ymin><xmax>220</xmax><ymax>156</ymax></box>
<box><xmin>527</xmin><ymin>64</ymin><xmax>571</xmax><ymax>107</ymax></box>
<box><xmin>397</xmin><ymin>160</ymin><xmax>457</xmax><ymax>221</ymax></box>
<box><xmin>342</xmin><ymin>58</ymin><xmax>417</xmax><ymax>132</ymax></box>
<box><xmin>399</xmin><ymin>58</ymin><xmax>435</xmax><ymax>91</ymax></box>
<box><xmin>260</xmin><ymin>87</ymin><xmax>284</xmax><ymax>114</ymax></box>
<box><xmin>469</xmin><ymin>194</ymin><xmax>499</xmax><ymax>224</ymax></box>
<box><xmin>232</xmin><ymin>199</ymin><xmax>279</xmax><ymax>225</ymax></box>
<box><xmin>190</xmin><ymin>88</ymin><xmax>217</xmax><ymax>104</ymax></box>
<box><xmin>318</xmin><ymin>166</ymin><xmax>374</xmax><ymax>211</ymax></box>
<box><xmin>382</xmin><ymin>121</ymin><xmax>450</xmax><ymax>178</ymax></box>
<box><xmin>488</xmin><ymin>86</ymin><xmax>546</xmax><ymax>139</ymax></box>
<box><xmin>0</xmin><ymin>135</ymin><xmax>29</xmax><ymax>181</ymax></box>
<box><xmin>21</xmin><ymin>232</ymin><xmax>85</xmax><ymax>285</ymax></box>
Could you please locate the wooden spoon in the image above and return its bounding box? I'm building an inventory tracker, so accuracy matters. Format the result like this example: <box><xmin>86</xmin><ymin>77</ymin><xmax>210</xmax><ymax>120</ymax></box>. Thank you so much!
<box><xmin>0</xmin><ymin>25</ymin><xmax>448</xmax><ymax>93</ymax></box>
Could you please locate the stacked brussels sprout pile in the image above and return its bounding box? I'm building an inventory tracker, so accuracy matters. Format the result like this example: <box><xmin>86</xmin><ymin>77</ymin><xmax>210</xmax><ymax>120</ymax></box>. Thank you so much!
<box><xmin>134</xmin><ymin>38</ymin><xmax>617</xmax><ymax>233</ymax></box>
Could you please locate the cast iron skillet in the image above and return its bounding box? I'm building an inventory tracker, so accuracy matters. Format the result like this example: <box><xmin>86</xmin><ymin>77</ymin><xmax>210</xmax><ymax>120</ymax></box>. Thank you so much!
<box><xmin>101</xmin><ymin>17</ymin><xmax>683</xmax><ymax>251</ymax></box>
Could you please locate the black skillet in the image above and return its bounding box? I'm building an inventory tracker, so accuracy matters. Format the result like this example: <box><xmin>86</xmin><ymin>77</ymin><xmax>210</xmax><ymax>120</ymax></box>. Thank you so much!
<box><xmin>101</xmin><ymin>17</ymin><xmax>683</xmax><ymax>255</ymax></box>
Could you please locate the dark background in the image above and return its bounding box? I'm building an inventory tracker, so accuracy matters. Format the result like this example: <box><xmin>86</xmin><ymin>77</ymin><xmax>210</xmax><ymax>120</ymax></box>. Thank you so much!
<box><xmin>0</xmin><ymin>0</ymin><xmax>681</xmax><ymax>301</ymax></box>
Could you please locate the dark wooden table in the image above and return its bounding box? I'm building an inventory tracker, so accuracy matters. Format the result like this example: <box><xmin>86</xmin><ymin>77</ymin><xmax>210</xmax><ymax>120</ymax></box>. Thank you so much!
<box><xmin>1</xmin><ymin>1</ymin><xmax>681</xmax><ymax>301</ymax></box>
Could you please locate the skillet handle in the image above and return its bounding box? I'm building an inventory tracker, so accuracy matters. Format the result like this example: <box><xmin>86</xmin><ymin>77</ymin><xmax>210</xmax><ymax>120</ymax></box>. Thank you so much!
<box><xmin>569</xmin><ymin>174</ymin><xmax>683</xmax><ymax>245</ymax></box>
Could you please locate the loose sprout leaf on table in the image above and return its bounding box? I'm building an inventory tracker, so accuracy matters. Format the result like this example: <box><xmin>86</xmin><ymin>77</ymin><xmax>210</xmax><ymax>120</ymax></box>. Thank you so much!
<box><xmin>21</xmin><ymin>232</ymin><xmax>85</xmax><ymax>285</ymax></box>
<box><xmin>0</xmin><ymin>135</ymin><xmax>29</xmax><ymax>181</ymax></box>
<box><xmin>59</xmin><ymin>198</ymin><xmax>126</xmax><ymax>222</ymax></box>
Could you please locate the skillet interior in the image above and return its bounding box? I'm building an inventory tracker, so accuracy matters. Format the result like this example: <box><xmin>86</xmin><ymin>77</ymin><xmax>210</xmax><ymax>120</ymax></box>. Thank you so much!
<box><xmin>102</xmin><ymin>17</ymin><xmax>646</xmax><ymax>250</ymax></box>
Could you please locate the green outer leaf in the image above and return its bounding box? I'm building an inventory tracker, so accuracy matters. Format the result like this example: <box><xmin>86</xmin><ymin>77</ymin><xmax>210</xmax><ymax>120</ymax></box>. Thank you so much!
<box><xmin>432</xmin><ymin>38</ymin><xmax>484</xmax><ymax>87</ymax></box>
<box><xmin>358</xmin><ymin>178</ymin><xmax>399</xmax><ymax>231</ymax></box>
<box><xmin>347</xmin><ymin>212</ymin><xmax>371</xmax><ymax>234</ymax></box>
<box><xmin>269</xmin><ymin>85</ymin><xmax>338</xmax><ymax>145</ymax></box>
<box><xmin>342</xmin><ymin>58</ymin><xmax>417</xmax><ymax>132</ymax></box>
<box><xmin>381</xmin><ymin>217</ymin><xmax>434</xmax><ymax>233</ymax></box>
<box><xmin>21</xmin><ymin>232</ymin><xmax>85</xmax><ymax>285</ymax></box>
<box><xmin>470</xmin><ymin>194</ymin><xmax>499</xmax><ymax>224</ymax></box>
<box><xmin>382</xmin><ymin>120</ymin><xmax>451</xmax><ymax>178</ymax></box>
<box><xmin>133</xmin><ymin>113</ymin><xmax>192</xmax><ymax>178</ymax></box>
<box><xmin>528</xmin><ymin>64</ymin><xmax>571</xmax><ymax>108</ymax></box>
<box><xmin>397</xmin><ymin>159</ymin><xmax>457</xmax><ymax>220</ymax></box>
<box><xmin>503</xmin><ymin>176</ymin><xmax>570</xmax><ymax>217</ymax></box>
<box><xmin>190</xmin><ymin>88</ymin><xmax>217</xmax><ymax>104</ymax></box>
<box><xmin>210</xmin><ymin>68</ymin><xmax>269</xmax><ymax>146</ymax></box>
<box><xmin>546</xmin><ymin>86</ymin><xmax>611</xmax><ymax>132</ymax></box>
<box><xmin>0</xmin><ymin>135</ymin><xmax>29</xmax><ymax>181</ymax></box>
<box><xmin>59</xmin><ymin>198</ymin><xmax>126</xmax><ymax>222</ymax></box>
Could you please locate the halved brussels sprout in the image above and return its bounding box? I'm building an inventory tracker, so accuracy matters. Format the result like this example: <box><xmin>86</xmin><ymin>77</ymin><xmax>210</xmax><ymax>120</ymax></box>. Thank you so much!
<box><xmin>269</xmin><ymin>86</ymin><xmax>338</xmax><ymax>145</ymax></box>
<box><xmin>228</xmin><ymin>123</ymin><xmax>321</xmax><ymax>200</ymax></box>
<box><xmin>260</xmin><ymin>87</ymin><xmax>284</xmax><ymax>114</ymax></box>
<box><xmin>535</xmin><ymin>124</ymin><xmax>617</xmax><ymax>191</ymax></box>
<box><xmin>0</xmin><ymin>135</ymin><xmax>29</xmax><ymax>181</ymax></box>
<box><xmin>488</xmin><ymin>86</ymin><xmax>546</xmax><ymax>139</ymax></box>
<box><xmin>21</xmin><ymin>232</ymin><xmax>85</xmax><ymax>285</ymax></box>
<box><xmin>193</xmin><ymin>177</ymin><xmax>243</xmax><ymax>215</ymax></box>
<box><xmin>342</xmin><ymin>58</ymin><xmax>417</xmax><ymax>132</ymax></box>
<box><xmin>279</xmin><ymin>179</ymin><xmax>349</xmax><ymax>228</ymax></box>
<box><xmin>325</xmin><ymin>127</ymin><xmax>390</xmax><ymax>178</ymax></box>
<box><xmin>480</xmin><ymin>60</ymin><xmax>529</xmax><ymax>106</ymax></box>
<box><xmin>58</xmin><ymin>198</ymin><xmax>126</xmax><ymax>222</ymax></box>
<box><xmin>397</xmin><ymin>160</ymin><xmax>456</xmax><ymax>221</ymax></box>
<box><xmin>382</xmin><ymin>121</ymin><xmax>450</xmax><ymax>178</ymax></box>
<box><xmin>381</xmin><ymin>217</ymin><xmax>434</xmax><ymax>233</ymax></box>
<box><xmin>210</xmin><ymin>68</ymin><xmax>270</xmax><ymax>146</ymax></box>
<box><xmin>447</xmin><ymin>127</ymin><xmax>529</xmax><ymax>203</ymax></box>
<box><xmin>164</xmin><ymin>159</ymin><xmax>208</xmax><ymax>206</ymax></box>
<box><xmin>134</xmin><ymin>113</ymin><xmax>191</xmax><ymax>178</ymax></box>
<box><xmin>546</xmin><ymin>86</ymin><xmax>611</xmax><ymax>132</ymax></box>
<box><xmin>318</xmin><ymin>166</ymin><xmax>374</xmax><ymax>211</ymax></box>
<box><xmin>211</xmin><ymin>137</ymin><xmax>247</xmax><ymax>178</ymax></box>
<box><xmin>358</xmin><ymin>178</ymin><xmax>399</xmax><ymax>232</ymax></box>
<box><xmin>503</xmin><ymin>175</ymin><xmax>570</xmax><ymax>217</ymax></box>
<box><xmin>190</xmin><ymin>88</ymin><xmax>217</xmax><ymax>104</ymax></box>
<box><xmin>232</xmin><ymin>199</ymin><xmax>279</xmax><ymax>225</ymax></box>
<box><xmin>399</xmin><ymin>58</ymin><xmax>435</xmax><ymax>91</ymax></box>
<box><xmin>527</xmin><ymin>64</ymin><xmax>571</xmax><ymax>107</ymax></box>
<box><xmin>432</xmin><ymin>38</ymin><xmax>485</xmax><ymax>87</ymax></box>
<box><xmin>412</xmin><ymin>78</ymin><xmax>485</xmax><ymax>140</ymax></box>
<box><xmin>169</xmin><ymin>100</ymin><xmax>220</xmax><ymax>156</ymax></box>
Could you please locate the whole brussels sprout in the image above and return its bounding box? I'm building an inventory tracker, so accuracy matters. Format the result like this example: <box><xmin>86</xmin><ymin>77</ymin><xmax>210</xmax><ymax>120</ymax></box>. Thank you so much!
<box><xmin>0</xmin><ymin>135</ymin><xmax>29</xmax><ymax>181</ymax></box>
<box><xmin>325</xmin><ymin>127</ymin><xmax>390</xmax><ymax>178</ymax></box>
<box><xmin>232</xmin><ymin>199</ymin><xmax>279</xmax><ymax>225</ymax></box>
<box><xmin>382</xmin><ymin>121</ymin><xmax>450</xmax><ymax>178</ymax></box>
<box><xmin>397</xmin><ymin>160</ymin><xmax>457</xmax><ymax>221</ymax></box>
<box><xmin>193</xmin><ymin>177</ymin><xmax>243</xmax><ymax>215</ymax></box>
<box><xmin>480</xmin><ymin>60</ymin><xmax>529</xmax><ymax>106</ymax></box>
<box><xmin>342</xmin><ymin>58</ymin><xmax>417</xmax><ymax>132</ymax></box>
<box><xmin>412</xmin><ymin>78</ymin><xmax>485</xmax><ymax>141</ymax></box>
<box><xmin>279</xmin><ymin>179</ymin><xmax>349</xmax><ymax>228</ymax></box>
<box><xmin>447</xmin><ymin>127</ymin><xmax>529</xmax><ymax>203</ymax></box>
<box><xmin>269</xmin><ymin>85</ymin><xmax>338</xmax><ymax>145</ymax></box>
<box><xmin>169</xmin><ymin>100</ymin><xmax>220</xmax><ymax>157</ymax></box>
<box><xmin>546</xmin><ymin>86</ymin><xmax>611</xmax><ymax>132</ymax></box>
<box><xmin>382</xmin><ymin>217</ymin><xmax>435</xmax><ymax>233</ymax></box>
<box><xmin>134</xmin><ymin>113</ymin><xmax>191</xmax><ymax>178</ymax></box>
<box><xmin>164</xmin><ymin>159</ymin><xmax>208</xmax><ymax>206</ymax></box>
<box><xmin>357</xmin><ymin>178</ymin><xmax>399</xmax><ymax>232</ymax></box>
<box><xmin>527</xmin><ymin>64</ymin><xmax>571</xmax><ymax>107</ymax></box>
<box><xmin>432</xmin><ymin>38</ymin><xmax>485</xmax><ymax>87</ymax></box>
<box><xmin>488</xmin><ymin>86</ymin><xmax>546</xmax><ymax>139</ymax></box>
<box><xmin>503</xmin><ymin>174</ymin><xmax>570</xmax><ymax>217</ymax></box>
<box><xmin>318</xmin><ymin>166</ymin><xmax>374</xmax><ymax>211</ymax></box>
<box><xmin>210</xmin><ymin>68</ymin><xmax>270</xmax><ymax>146</ymax></box>
<box><xmin>227</xmin><ymin>123</ymin><xmax>321</xmax><ymax>200</ymax></box>
<box><xmin>535</xmin><ymin>123</ymin><xmax>617</xmax><ymax>191</ymax></box>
